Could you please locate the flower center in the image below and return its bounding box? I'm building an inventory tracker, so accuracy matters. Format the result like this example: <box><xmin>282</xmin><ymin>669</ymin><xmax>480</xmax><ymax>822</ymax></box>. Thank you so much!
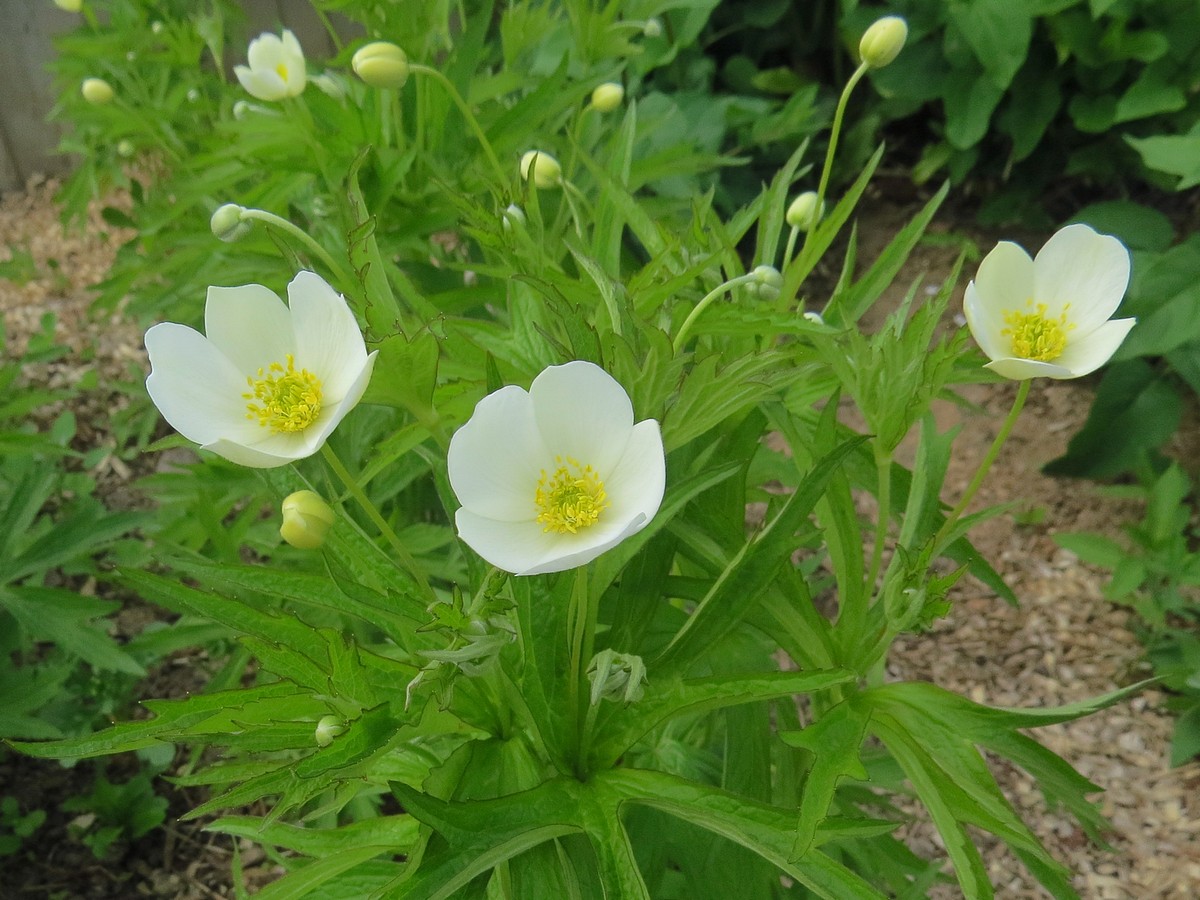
<box><xmin>1001</xmin><ymin>302</ymin><xmax>1073</xmax><ymax>361</ymax></box>
<box><xmin>535</xmin><ymin>457</ymin><xmax>609</xmax><ymax>534</ymax></box>
<box><xmin>276</xmin><ymin>62</ymin><xmax>289</xmax><ymax>81</ymax></box>
<box><xmin>243</xmin><ymin>354</ymin><xmax>323</xmax><ymax>433</ymax></box>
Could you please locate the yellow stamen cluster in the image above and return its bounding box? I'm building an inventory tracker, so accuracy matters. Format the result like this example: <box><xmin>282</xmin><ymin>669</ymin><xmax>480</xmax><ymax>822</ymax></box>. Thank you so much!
<box><xmin>1002</xmin><ymin>302</ymin><xmax>1073</xmax><ymax>361</ymax></box>
<box><xmin>535</xmin><ymin>457</ymin><xmax>609</xmax><ymax>534</ymax></box>
<box><xmin>276</xmin><ymin>63</ymin><xmax>290</xmax><ymax>81</ymax></box>
<box><xmin>244</xmin><ymin>354</ymin><xmax>323</xmax><ymax>433</ymax></box>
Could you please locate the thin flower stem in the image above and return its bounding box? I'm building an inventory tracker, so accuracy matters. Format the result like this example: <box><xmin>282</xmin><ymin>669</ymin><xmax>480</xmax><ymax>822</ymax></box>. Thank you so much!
<box><xmin>801</xmin><ymin>61</ymin><xmax>868</xmax><ymax>260</ymax></box>
<box><xmin>566</xmin><ymin>567</ymin><xmax>591</xmax><ymax>778</ymax></box>
<box><xmin>409</xmin><ymin>64</ymin><xmax>508</xmax><ymax>188</ymax></box>
<box><xmin>867</xmin><ymin>448</ymin><xmax>892</xmax><ymax>591</ymax></box>
<box><xmin>320</xmin><ymin>443</ymin><xmax>435</xmax><ymax>601</ymax></box>
<box><xmin>783</xmin><ymin>224</ymin><xmax>801</xmax><ymax>272</ymax></box>
<box><xmin>238</xmin><ymin>208</ymin><xmax>351</xmax><ymax>285</ymax></box>
<box><xmin>933</xmin><ymin>379</ymin><xmax>1031</xmax><ymax>553</ymax></box>
<box><xmin>673</xmin><ymin>273</ymin><xmax>759</xmax><ymax>354</ymax></box>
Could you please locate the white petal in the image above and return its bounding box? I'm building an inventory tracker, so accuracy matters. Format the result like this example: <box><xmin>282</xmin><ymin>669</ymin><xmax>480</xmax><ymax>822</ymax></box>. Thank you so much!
<box><xmin>984</xmin><ymin>357</ymin><xmax>1073</xmax><ymax>381</ymax></box>
<box><xmin>530</xmin><ymin>361</ymin><xmax>634</xmax><ymax>475</ymax></box>
<box><xmin>1033</xmin><ymin>224</ymin><xmax>1130</xmax><ymax>330</ymax></box>
<box><xmin>288</xmin><ymin>272</ymin><xmax>367</xmax><ymax>402</ymax></box>
<box><xmin>205</xmin><ymin>283</ymin><xmax>294</xmax><ymax>375</ymax></box>
<box><xmin>963</xmin><ymin>281</ymin><xmax>1009</xmax><ymax>362</ymax></box>
<box><xmin>964</xmin><ymin>241</ymin><xmax>1034</xmax><ymax>362</ymax></box>
<box><xmin>1054</xmin><ymin>317</ymin><xmax>1136</xmax><ymax>378</ymax></box>
<box><xmin>602</xmin><ymin>420</ymin><xmax>666</xmax><ymax>527</ymax></box>
<box><xmin>144</xmin><ymin>323</ymin><xmax>262</xmax><ymax>445</ymax></box>
<box><xmin>455</xmin><ymin>512</ymin><xmax>551</xmax><ymax>574</ymax></box>
<box><xmin>521</xmin><ymin>514</ymin><xmax>649</xmax><ymax>576</ymax></box>
<box><xmin>247</xmin><ymin>33</ymin><xmax>283</xmax><ymax>70</ymax></box>
<box><xmin>201</xmin><ymin>437</ymin><xmax>302</xmax><ymax>468</ymax></box>
<box><xmin>448</xmin><ymin>385</ymin><xmax>548</xmax><ymax>521</ymax></box>
<box><xmin>235</xmin><ymin>66</ymin><xmax>287</xmax><ymax>102</ymax></box>
<box><xmin>295</xmin><ymin>350</ymin><xmax>378</xmax><ymax>453</ymax></box>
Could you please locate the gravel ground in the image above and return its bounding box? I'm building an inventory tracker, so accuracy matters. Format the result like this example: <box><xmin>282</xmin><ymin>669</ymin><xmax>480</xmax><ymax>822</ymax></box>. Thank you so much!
<box><xmin>2</xmin><ymin>176</ymin><xmax>1198</xmax><ymax>897</ymax></box>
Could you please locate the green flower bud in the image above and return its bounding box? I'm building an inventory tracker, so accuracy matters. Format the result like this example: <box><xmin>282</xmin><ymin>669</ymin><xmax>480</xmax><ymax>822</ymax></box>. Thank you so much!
<box><xmin>54</xmin><ymin>0</ymin><xmax>82</xmax><ymax>11</ymax></box>
<box><xmin>519</xmin><ymin>150</ymin><xmax>562</xmax><ymax>189</ymax></box>
<box><xmin>588</xmin><ymin>649</ymin><xmax>647</xmax><ymax>705</ymax></box>
<box><xmin>752</xmin><ymin>265</ymin><xmax>783</xmax><ymax>302</ymax></box>
<box><xmin>643</xmin><ymin>18</ymin><xmax>663</xmax><ymax>38</ymax></box>
<box><xmin>210</xmin><ymin>204</ymin><xmax>252</xmax><ymax>243</ymax></box>
<box><xmin>314</xmin><ymin>715</ymin><xmax>345</xmax><ymax>747</ymax></box>
<box><xmin>81</xmin><ymin>78</ymin><xmax>114</xmax><ymax>105</ymax></box>
<box><xmin>279</xmin><ymin>490</ymin><xmax>335</xmax><ymax>550</ymax></box>
<box><xmin>859</xmin><ymin>16</ymin><xmax>907</xmax><ymax>69</ymax></box>
<box><xmin>786</xmin><ymin>191</ymin><xmax>824</xmax><ymax>231</ymax></box>
<box><xmin>591</xmin><ymin>82</ymin><xmax>624</xmax><ymax>112</ymax></box>
<box><xmin>352</xmin><ymin>41</ymin><xmax>409</xmax><ymax>90</ymax></box>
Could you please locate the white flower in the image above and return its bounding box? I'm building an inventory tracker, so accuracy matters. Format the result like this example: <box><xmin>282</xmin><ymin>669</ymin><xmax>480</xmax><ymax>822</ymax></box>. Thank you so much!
<box><xmin>964</xmin><ymin>223</ymin><xmax>1135</xmax><ymax>380</ymax></box>
<box><xmin>235</xmin><ymin>30</ymin><xmax>306</xmax><ymax>101</ymax></box>
<box><xmin>448</xmin><ymin>361</ymin><xmax>666</xmax><ymax>576</ymax></box>
<box><xmin>144</xmin><ymin>271</ymin><xmax>376</xmax><ymax>468</ymax></box>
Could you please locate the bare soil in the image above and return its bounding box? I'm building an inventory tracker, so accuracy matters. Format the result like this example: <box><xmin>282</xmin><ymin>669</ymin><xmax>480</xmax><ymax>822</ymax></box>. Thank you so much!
<box><xmin>1</xmin><ymin>175</ymin><xmax>1198</xmax><ymax>897</ymax></box>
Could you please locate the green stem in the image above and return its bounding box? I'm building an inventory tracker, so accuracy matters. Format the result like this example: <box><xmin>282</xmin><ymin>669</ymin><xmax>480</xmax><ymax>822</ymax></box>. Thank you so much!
<box><xmin>320</xmin><ymin>443</ymin><xmax>435</xmax><ymax>601</ymax></box>
<box><xmin>801</xmin><ymin>61</ymin><xmax>868</xmax><ymax>260</ymax></box>
<box><xmin>867</xmin><ymin>448</ymin><xmax>892</xmax><ymax>591</ymax></box>
<box><xmin>566</xmin><ymin>567</ymin><xmax>592</xmax><ymax>778</ymax></box>
<box><xmin>238</xmin><ymin>208</ymin><xmax>350</xmax><ymax>285</ymax></box>
<box><xmin>783</xmin><ymin>224</ymin><xmax>801</xmax><ymax>272</ymax></box>
<box><xmin>673</xmin><ymin>273</ymin><xmax>758</xmax><ymax>354</ymax></box>
<box><xmin>933</xmin><ymin>379</ymin><xmax>1031</xmax><ymax>553</ymax></box>
<box><xmin>410</xmin><ymin>63</ymin><xmax>508</xmax><ymax>188</ymax></box>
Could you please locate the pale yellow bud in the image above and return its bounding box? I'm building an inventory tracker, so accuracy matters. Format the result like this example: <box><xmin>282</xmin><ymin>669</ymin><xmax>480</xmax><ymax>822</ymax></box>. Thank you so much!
<box><xmin>280</xmin><ymin>490</ymin><xmax>335</xmax><ymax>550</ymax></box>
<box><xmin>314</xmin><ymin>715</ymin><xmax>345</xmax><ymax>747</ymax></box>
<box><xmin>643</xmin><ymin>18</ymin><xmax>663</xmax><ymax>38</ymax></box>
<box><xmin>859</xmin><ymin>16</ymin><xmax>907</xmax><ymax>69</ymax></box>
<box><xmin>786</xmin><ymin>191</ymin><xmax>825</xmax><ymax>231</ymax></box>
<box><xmin>54</xmin><ymin>0</ymin><xmax>83</xmax><ymax>11</ymax></box>
<box><xmin>210</xmin><ymin>204</ymin><xmax>251</xmax><ymax>242</ymax></box>
<box><xmin>519</xmin><ymin>150</ymin><xmax>562</xmax><ymax>189</ymax></box>
<box><xmin>591</xmin><ymin>82</ymin><xmax>624</xmax><ymax>113</ymax></box>
<box><xmin>81</xmin><ymin>78</ymin><xmax>114</xmax><ymax>105</ymax></box>
<box><xmin>352</xmin><ymin>41</ymin><xmax>409</xmax><ymax>90</ymax></box>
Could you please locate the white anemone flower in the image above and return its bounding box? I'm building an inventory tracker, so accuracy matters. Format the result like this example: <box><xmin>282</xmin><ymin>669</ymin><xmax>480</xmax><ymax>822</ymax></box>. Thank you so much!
<box><xmin>964</xmin><ymin>223</ymin><xmax>1135</xmax><ymax>380</ymax></box>
<box><xmin>448</xmin><ymin>361</ymin><xmax>666</xmax><ymax>576</ymax></box>
<box><xmin>235</xmin><ymin>29</ymin><xmax>306</xmax><ymax>101</ymax></box>
<box><xmin>144</xmin><ymin>271</ymin><xmax>376</xmax><ymax>468</ymax></box>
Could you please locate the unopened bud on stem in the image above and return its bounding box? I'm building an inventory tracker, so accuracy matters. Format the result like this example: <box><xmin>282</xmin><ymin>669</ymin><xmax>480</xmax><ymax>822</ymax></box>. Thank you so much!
<box><xmin>519</xmin><ymin>150</ymin><xmax>562</xmax><ymax>189</ymax></box>
<box><xmin>81</xmin><ymin>78</ymin><xmax>114</xmax><ymax>105</ymax></box>
<box><xmin>591</xmin><ymin>82</ymin><xmax>624</xmax><ymax>112</ymax></box>
<box><xmin>859</xmin><ymin>16</ymin><xmax>907</xmax><ymax>69</ymax></box>
<box><xmin>280</xmin><ymin>490</ymin><xmax>335</xmax><ymax>550</ymax></box>
<box><xmin>352</xmin><ymin>41</ymin><xmax>409</xmax><ymax>90</ymax></box>
<box><xmin>210</xmin><ymin>204</ymin><xmax>252</xmax><ymax>242</ymax></box>
<box><xmin>786</xmin><ymin>191</ymin><xmax>825</xmax><ymax>231</ymax></box>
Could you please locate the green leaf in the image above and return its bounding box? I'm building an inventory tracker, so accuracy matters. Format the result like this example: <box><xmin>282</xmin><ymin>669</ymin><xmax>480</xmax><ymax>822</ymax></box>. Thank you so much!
<box><xmin>597</xmin><ymin>769</ymin><xmax>888</xmax><ymax>899</ymax></box>
<box><xmin>590</xmin><ymin>668</ymin><xmax>855</xmax><ymax>770</ymax></box>
<box><xmin>949</xmin><ymin>0</ymin><xmax>1032</xmax><ymax>90</ymax></box>
<box><xmin>943</xmin><ymin>74</ymin><xmax>1005</xmax><ymax>150</ymax></box>
<box><xmin>653</xmin><ymin>437</ymin><xmax>868</xmax><ymax>675</ymax></box>
<box><xmin>779</xmin><ymin>701</ymin><xmax>870</xmax><ymax>858</ymax></box>
<box><xmin>1069</xmin><ymin>201</ymin><xmax>1174</xmax><ymax>253</ymax></box>
<box><xmin>1127</xmin><ymin>134</ymin><xmax>1200</xmax><ymax>190</ymax></box>
<box><xmin>1043</xmin><ymin>359</ymin><xmax>1180</xmax><ymax>478</ymax></box>
<box><xmin>1053</xmin><ymin>532</ymin><xmax>1125</xmax><ymax>569</ymax></box>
